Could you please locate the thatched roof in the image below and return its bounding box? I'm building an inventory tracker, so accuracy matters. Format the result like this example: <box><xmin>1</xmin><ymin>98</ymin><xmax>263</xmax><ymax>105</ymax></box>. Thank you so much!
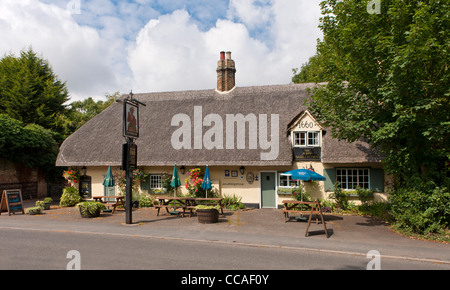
<box><xmin>56</xmin><ymin>83</ymin><xmax>382</xmax><ymax>167</ymax></box>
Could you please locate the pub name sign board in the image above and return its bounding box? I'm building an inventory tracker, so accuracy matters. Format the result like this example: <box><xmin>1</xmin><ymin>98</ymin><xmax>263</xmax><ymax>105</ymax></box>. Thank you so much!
<box><xmin>293</xmin><ymin>147</ymin><xmax>321</xmax><ymax>161</ymax></box>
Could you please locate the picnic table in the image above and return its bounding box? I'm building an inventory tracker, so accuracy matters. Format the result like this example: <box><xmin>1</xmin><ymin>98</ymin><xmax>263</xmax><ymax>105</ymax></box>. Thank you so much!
<box><xmin>92</xmin><ymin>195</ymin><xmax>125</xmax><ymax>214</ymax></box>
<box><xmin>155</xmin><ymin>197</ymin><xmax>224</xmax><ymax>217</ymax></box>
<box><xmin>282</xmin><ymin>199</ymin><xmax>329</xmax><ymax>238</ymax></box>
<box><xmin>156</xmin><ymin>197</ymin><xmax>196</xmax><ymax>217</ymax></box>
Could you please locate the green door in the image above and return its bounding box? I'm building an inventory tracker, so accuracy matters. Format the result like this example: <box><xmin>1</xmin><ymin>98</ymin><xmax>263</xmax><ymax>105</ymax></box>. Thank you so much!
<box><xmin>261</xmin><ymin>172</ymin><xmax>276</xmax><ymax>208</ymax></box>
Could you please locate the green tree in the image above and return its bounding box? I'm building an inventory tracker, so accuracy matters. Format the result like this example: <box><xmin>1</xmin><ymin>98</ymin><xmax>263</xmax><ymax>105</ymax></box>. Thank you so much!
<box><xmin>303</xmin><ymin>0</ymin><xmax>449</xmax><ymax>187</ymax></box>
<box><xmin>0</xmin><ymin>48</ymin><xmax>69</xmax><ymax>140</ymax></box>
<box><xmin>55</xmin><ymin>92</ymin><xmax>118</xmax><ymax>138</ymax></box>
<box><xmin>0</xmin><ymin>114</ymin><xmax>59</xmax><ymax>180</ymax></box>
<box><xmin>292</xmin><ymin>53</ymin><xmax>328</xmax><ymax>84</ymax></box>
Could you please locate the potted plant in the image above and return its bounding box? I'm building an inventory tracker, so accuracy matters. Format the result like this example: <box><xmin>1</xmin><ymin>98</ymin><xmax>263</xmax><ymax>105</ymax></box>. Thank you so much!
<box><xmin>60</xmin><ymin>187</ymin><xmax>82</xmax><ymax>207</ymax></box>
<box><xmin>76</xmin><ymin>201</ymin><xmax>106</xmax><ymax>218</ymax></box>
<box><xmin>43</xmin><ymin>197</ymin><xmax>53</xmax><ymax>210</ymax></box>
<box><xmin>195</xmin><ymin>205</ymin><xmax>220</xmax><ymax>223</ymax></box>
<box><xmin>26</xmin><ymin>206</ymin><xmax>43</xmax><ymax>215</ymax></box>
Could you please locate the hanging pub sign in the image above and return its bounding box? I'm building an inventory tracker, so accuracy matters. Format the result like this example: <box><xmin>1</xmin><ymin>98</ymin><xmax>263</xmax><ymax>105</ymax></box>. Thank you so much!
<box><xmin>293</xmin><ymin>147</ymin><xmax>321</xmax><ymax>161</ymax></box>
<box><xmin>122</xmin><ymin>142</ymin><xmax>138</xmax><ymax>172</ymax></box>
<box><xmin>123</xmin><ymin>99</ymin><xmax>139</xmax><ymax>139</ymax></box>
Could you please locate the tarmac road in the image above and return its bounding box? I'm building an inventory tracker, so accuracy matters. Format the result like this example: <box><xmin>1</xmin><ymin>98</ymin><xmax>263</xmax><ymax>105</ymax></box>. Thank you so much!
<box><xmin>0</xmin><ymin>201</ymin><xmax>449</xmax><ymax>272</ymax></box>
<box><xmin>0</xmin><ymin>227</ymin><xmax>448</xmax><ymax>271</ymax></box>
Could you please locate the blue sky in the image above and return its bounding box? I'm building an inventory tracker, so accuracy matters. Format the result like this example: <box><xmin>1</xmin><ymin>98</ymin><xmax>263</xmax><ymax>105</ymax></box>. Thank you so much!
<box><xmin>0</xmin><ymin>0</ymin><xmax>322</xmax><ymax>101</ymax></box>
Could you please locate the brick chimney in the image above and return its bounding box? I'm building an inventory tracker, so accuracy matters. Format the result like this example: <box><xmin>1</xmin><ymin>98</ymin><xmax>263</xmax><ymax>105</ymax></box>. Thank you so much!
<box><xmin>216</xmin><ymin>51</ymin><xmax>236</xmax><ymax>92</ymax></box>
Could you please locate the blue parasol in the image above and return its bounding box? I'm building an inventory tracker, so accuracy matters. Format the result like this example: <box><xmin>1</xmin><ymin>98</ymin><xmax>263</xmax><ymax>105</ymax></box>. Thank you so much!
<box><xmin>202</xmin><ymin>165</ymin><xmax>212</xmax><ymax>198</ymax></box>
<box><xmin>281</xmin><ymin>169</ymin><xmax>326</xmax><ymax>181</ymax></box>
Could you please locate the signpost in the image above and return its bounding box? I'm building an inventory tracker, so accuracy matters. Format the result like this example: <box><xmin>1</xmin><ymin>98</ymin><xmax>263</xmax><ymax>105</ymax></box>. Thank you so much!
<box><xmin>119</xmin><ymin>91</ymin><xmax>146</xmax><ymax>224</ymax></box>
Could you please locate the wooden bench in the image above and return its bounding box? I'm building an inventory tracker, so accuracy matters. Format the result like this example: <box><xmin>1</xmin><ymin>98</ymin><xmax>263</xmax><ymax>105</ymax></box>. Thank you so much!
<box><xmin>155</xmin><ymin>203</ymin><xmax>196</xmax><ymax>217</ymax></box>
<box><xmin>93</xmin><ymin>196</ymin><xmax>125</xmax><ymax>214</ymax></box>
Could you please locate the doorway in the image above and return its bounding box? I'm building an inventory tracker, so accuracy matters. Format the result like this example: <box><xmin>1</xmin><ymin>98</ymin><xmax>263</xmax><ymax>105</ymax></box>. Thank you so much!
<box><xmin>260</xmin><ymin>172</ymin><xmax>276</xmax><ymax>208</ymax></box>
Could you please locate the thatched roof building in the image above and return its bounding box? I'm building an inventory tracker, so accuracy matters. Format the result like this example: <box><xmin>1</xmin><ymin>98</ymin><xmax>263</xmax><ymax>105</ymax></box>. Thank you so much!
<box><xmin>56</xmin><ymin>52</ymin><xmax>387</xmax><ymax>207</ymax></box>
<box><xmin>56</xmin><ymin>83</ymin><xmax>382</xmax><ymax>167</ymax></box>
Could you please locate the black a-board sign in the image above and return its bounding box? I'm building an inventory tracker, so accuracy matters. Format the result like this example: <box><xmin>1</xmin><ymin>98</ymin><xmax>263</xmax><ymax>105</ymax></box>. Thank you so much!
<box><xmin>0</xmin><ymin>189</ymin><xmax>25</xmax><ymax>215</ymax></box>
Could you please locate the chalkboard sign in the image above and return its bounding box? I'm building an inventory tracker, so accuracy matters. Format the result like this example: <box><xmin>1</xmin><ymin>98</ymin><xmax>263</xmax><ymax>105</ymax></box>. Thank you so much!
<box><xmin>79</xmin><ymin>176</ymin><xmax>92</xmax><ymax>199</ymax></box>
<box><xmin>0</xmin><ymin>189</ymin><xmax>25</xmax><ymax>215</ymax></box>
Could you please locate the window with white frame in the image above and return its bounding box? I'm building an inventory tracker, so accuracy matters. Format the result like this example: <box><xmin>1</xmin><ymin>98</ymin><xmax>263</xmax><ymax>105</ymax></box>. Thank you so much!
<box><xmin>149</xmin><ymin>174</ymin><xmax>162</xmax><ymax>189</ymax></box>
<box><xmin>336</xmin><ymin>168</ymin><xmax>369</xmax><ymax>190</ymax></box>
<box><xmin>293</xmin><ymin>131</ymin><xmax>320</xmax><ymax>147</ymax></box>
<box><xmin>278</xmin><ymin>173</ymin><xmax>300</xmax><ymax>188</ymax></box>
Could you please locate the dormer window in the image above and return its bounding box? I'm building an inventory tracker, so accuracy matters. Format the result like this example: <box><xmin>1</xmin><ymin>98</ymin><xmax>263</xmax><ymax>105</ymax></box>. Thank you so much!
<box><xmin>287</xmin><ymin>110</ymin><xmax>324</xmax><ymax>161</ymax></box>
<box><xmin>293</xmin><ymin>131</ymin><xmax>320</xmax><ymax>147</ymax></box>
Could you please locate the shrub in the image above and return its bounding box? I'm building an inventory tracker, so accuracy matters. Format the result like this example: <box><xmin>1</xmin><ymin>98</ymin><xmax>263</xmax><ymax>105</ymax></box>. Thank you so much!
<box><xmin>77</xmin><ymin>201</ymin><xmax>105</xmax><ymax>217</ymax></box>
<box><xmin>139</xmin><ymin>194</ymin><xmax>154</xmax><ymax>207</ymax></box>
<box><xmin>356</xmin><ymin>187</ymin><xmax>373</xmax><ymax>204</ymax></box>
<box><xmin>222</xmin><ymin>194</ymin><xmax>246</xmax><ymax>210</ymax></box>
<box><xmin>43</xmin><ymin>197</ymin><xmax>53</xmax><ymax>203</ymax></box>
<box><xmin>329</xmin><ymin>182</ymin><xmax>350</xmax><ymax>210</ymax></box>
<box><xmin>60</xmin><ymin>187</ymin><xmax>82</xmax><ymax>207</ymax></box>
<box><xmin>389</xmin><ymin>183</ymin><xmax>449</xmax><ymax>235</ymax></box>
<box><xmin>35</xmin><ymin>200</ymin><xmax>45</xmax><ymax>208</ymax></box>
<box><xmin>196</xmin><ymin>204</ymin><xmax>220</xmax><ymax>210</ymax></box>
<box><xmin>26</xmin><ymin>206</ymin><xmax>43</xmax><ymax>215</ymax></box>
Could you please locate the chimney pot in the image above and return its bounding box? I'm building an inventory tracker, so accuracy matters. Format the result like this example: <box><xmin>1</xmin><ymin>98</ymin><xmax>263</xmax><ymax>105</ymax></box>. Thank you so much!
<box><xmin>216</xmin><ymin>51</ymin><xmax>236</xmax><ymax>92</ymax></box>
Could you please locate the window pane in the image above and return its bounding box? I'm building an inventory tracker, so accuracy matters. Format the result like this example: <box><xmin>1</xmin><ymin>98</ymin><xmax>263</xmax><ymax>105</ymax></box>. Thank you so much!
<box><xmin>150</xmin><ymin>175</ymin><xmax>162</xmax><ymax>189</ymax></box>
<box><xmin>307</xmin><ymin>132</ymin><xmax>318</xmax><ymax>146</ymax></box>
<box><xmin>300</xmin><ymin>132</ymin><xmax>306</xmax><ymax>146</ymax></box>
<box><xmin>336</xmin><ymin>168</ymin><xmax>370</xmax><ymax>190</ymax></box>
<box><xmin>293</xmin><ymin>132</ymin><xmax>299</xmax><ymax>146</ymax></box>
<box><xmin>279</xmin><ymin>175</ymin><xmax>288</xmax><ymax>187</ymax></box>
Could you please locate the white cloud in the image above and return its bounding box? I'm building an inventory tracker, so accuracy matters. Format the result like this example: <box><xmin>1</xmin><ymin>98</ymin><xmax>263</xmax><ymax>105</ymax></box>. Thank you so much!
<box><xmin>128</xmin><ymin>0</ymin><xmax>322</xmax><ymax>93</ymax></box>
<box><xmin>0</xmin><ymin>0</ymin><xmax>120</xmax><ymax>101</ymax></box>
<box><xmin>0</xmin><ymin>0</ymin><xmax>323</xmax><ymax>100</ymax></box>
<box><xmin>227</xmin><ymin>0</ymin><xmax>274</xmax><ymax>29</ymax></box>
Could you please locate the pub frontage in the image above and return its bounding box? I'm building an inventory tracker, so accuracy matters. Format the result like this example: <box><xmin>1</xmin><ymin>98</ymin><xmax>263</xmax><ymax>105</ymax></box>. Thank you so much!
<box><xmin>56</xmin><ymin>52</ymin><xmax>388</xmax><ymax>208</ymax></box>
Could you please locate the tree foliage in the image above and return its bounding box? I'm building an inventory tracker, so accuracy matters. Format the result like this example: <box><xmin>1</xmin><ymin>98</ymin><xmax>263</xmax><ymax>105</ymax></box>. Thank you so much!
<box><xmin>55</xmin><ymin>92</ymin><xmax>118</xmax><ymax>139</ymax></box>
<box><xmin>0</xmin><ymin>48</ymin><xmax>118</xmax><ymax>181</ymax></box>
<box><xmin>0</xmin><ymin>114</ymin><xmax>58</xmax><ymax>175</ymax></box>
<box><xmin>0</xmin><ymin>48</ymin><xmax>69</xmax><ymax>140</ymax></box>
<box><xmin>296</xmin><ymin>0</ymin><xmax>449</xmax><ymax>187</ymax></box>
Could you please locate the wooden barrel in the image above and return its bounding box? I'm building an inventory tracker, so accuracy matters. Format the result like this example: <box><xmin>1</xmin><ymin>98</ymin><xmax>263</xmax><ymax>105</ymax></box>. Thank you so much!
<box><xmin>197</xmin><ymin>209</ymin><xmax>219</xmax><ymax>223</ymax></box>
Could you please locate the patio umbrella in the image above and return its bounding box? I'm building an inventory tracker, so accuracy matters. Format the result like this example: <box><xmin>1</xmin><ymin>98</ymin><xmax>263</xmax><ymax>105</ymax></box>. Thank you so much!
<box><xmin>201</xmin><ymin>165</ymin><xmax>212</xmax><ymax>198</ymax></box>
<box><xmin>170</xmin><ymin>164</ymin><xmax>181</xmax><ymax>197</ymax></box>
<box><xmin>102</xmin><ymin>166</ymin><xmax>115</xmax><ymax>187</ymax></box>
<box><xmin>281</xmin><ymin>169</ymin><xmax>326</xmax><ymax>182</ymax></box>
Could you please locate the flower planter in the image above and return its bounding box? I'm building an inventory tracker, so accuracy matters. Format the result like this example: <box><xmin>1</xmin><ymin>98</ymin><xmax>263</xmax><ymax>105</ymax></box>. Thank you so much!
<box><xmin>79</xmin><ymin>207</ymin><xmax>101</xmax><ymax>218</ymax></box>
<box><xmin>197</xmin><ymin>208</ymin><xmax>219</xmax><ymax>223</ymax></box>
<box><xmin>77</xmin><ymin>202</ymin><xmax>105</xmax><ymax>218</ymax></box>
